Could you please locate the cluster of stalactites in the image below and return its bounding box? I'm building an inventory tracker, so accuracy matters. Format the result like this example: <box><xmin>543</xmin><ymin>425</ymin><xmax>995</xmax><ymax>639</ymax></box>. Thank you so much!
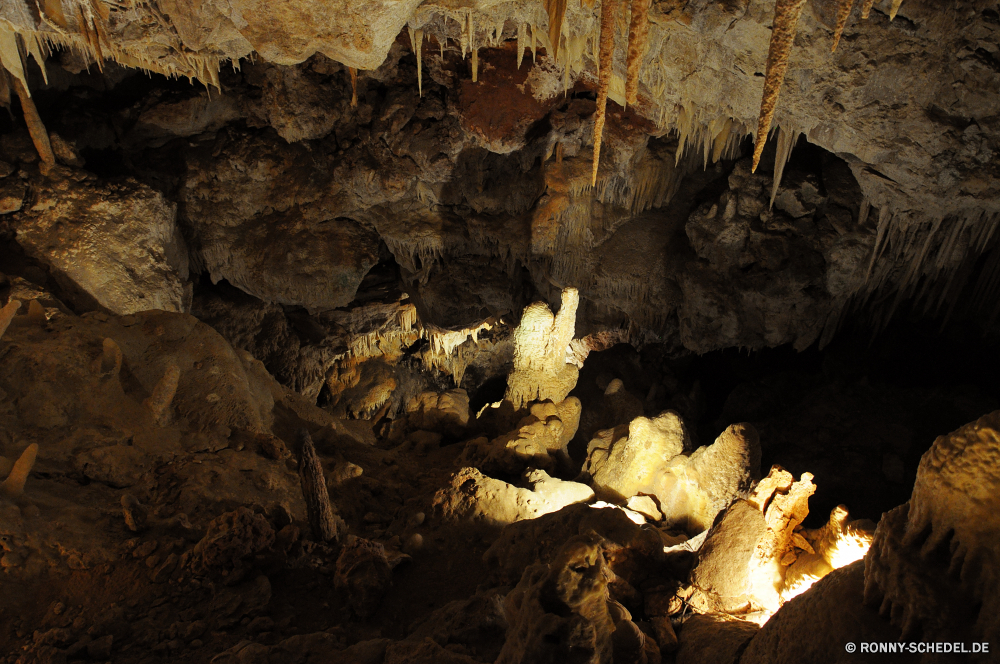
<box><xmin>752</xmin><ymin>0</ymin><xmax>907</xmax><ymax>172</ymax></box>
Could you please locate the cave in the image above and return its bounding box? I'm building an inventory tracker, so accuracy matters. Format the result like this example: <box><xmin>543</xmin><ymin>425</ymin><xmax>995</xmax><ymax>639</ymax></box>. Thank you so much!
<box><xmin>0</xmin><ymin>0</ymin><xmax>998</xmax><ymax>662</ymax></box>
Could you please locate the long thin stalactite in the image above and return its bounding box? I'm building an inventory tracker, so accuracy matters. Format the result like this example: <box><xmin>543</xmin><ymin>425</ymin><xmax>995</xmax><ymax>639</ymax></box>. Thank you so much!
<box><xmin>592</xmin><ymin>0</ymin><xmax>617</xmax><ymax>186</ymax></box>
<box><xmin>751</xmin><ymin>0</ymin><xmax>807</xmax><ymax>173</ymax></box>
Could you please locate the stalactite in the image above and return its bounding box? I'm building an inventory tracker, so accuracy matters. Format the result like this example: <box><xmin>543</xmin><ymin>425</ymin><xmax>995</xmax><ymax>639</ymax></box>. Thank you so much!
<box><xmin>831</xmin><ymin>0</ymin><xmax>854</xmax><ymax>52</ymax></box>
<box><xmin>770</xmin><ymin>127</ymin><xmax>801</xmax><ymax>208</ymax></box>
<box><xmin>415</xmin><ymin>29</ymin><xmax>424</xmax><ymax>96</ymax></box>
<box><xmin>861</xmin><ymin>0</ymin><xmax>875</xmax><ymax>19</ymax></box>
<box><xmin>592</xmin><ymin>0</ymin><xmax>617</xmax><ymax>186</ymax></box>
<box><xmin>889</xmin><ymin>0</ymin><xmax>904</xmax><ymax>20</ymax></box>
<box><xmin>349</xmin><ymin>67</ymin><xmax>358</xmax><ymax>107</ymax></box>
<box><xmin>625</xmin><ymin>0</ymin><xmax>650</xmax><ymax>106</ymax></box>
<box><xmin>544</xmin><ymin>0</ymin><xmax>568</xmax><ymax>62</ymax></box>
<box><xmin>531</xmin><ymin>22</ymin><xmax>537</xmax><ymax>63</ymax></box>
<box><xmin>472</xmin><ymin>46</ymin><xmax>479</xmax><ymax>82</ymax></box>
<box><xmin>11</xmin><ymin>77</ymin><xmax>55</xmax><ymax>167</ymax></box>
<box><xmin>751</xmin><ymin>0</ymin><xmax>807</xmax><ymax>173</ymax></box>
<box><xmin>517</xmin><ymin>23</ymin><xmax>525</xmax><ymax>70</ymax></box>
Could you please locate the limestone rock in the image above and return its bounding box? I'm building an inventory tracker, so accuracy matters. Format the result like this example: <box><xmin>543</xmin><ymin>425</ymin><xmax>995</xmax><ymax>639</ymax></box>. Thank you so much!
<box><xmin>334</xmin><ymin>537</ymin><xmax>392</xmax><ymax>619</ymax></box>
<box><xmin>587</xmin><ymin>411</ymin><xmax>690</xmax><ymax>503</ymax></box>
<box><xmin>505</xmin><ymin>288</ymin><xmax>580</xmax><ymax>409</ymax></box>
<box><xmin>476</xmin><ymin>397</ymin><xmax>581</xmax><ymax>474</ymax></box>
<box><xmin>690</xmin><ymin>466</ymin><xmax>819</xmax><ymax>616</ymax></box>
<box><xmin>689</xmin><ymin>500</ymin><xmax>775</xmax><ymax>614</ymax></box>
<box><xmin>587</xmin><ymin>417</ymin><xmax>763</xmax><ymax>532</ymax></box>
<box><xmin>405</xmin><ymin>389</ymin><xmax>470</xmax><ymax>436</ymax></box>
<box><xmin>861</xmin><ymin>410</ymin><xmax>1000</xmax><ymax>647</ymax></box>
<box><xmin>656</xmin><ymin>423</ymin><xmax>762</xmax><ymax>532</ymax></box>
<box><xmin>675</xmin><ymin>614</ymin><xmax>759</xmax><ymax>664</ymax></box>
<box><xmin>496</xmin><ymin>534</ymin><xmax>615</xmax><ymax>664</ymax></box>
<box><xmin>189</xmin><ymin>507</ymin><xmax>275</xmax><ymax>577</ymax></box>
<box><xmin>740</xmin><ymin>561</ymin><xmax>901</xmax><ymax>664</ymax></box>
<box><xmin>17</xmin><ymin>177</ymin><xmax>190</xmax><ymax>315</ymax></box>
<box><xmin>433</xmin><ymin>467</ymin><xmax>594</xmax><ymax>526</ymax></box>
<box><xmin>193</xmin><ymin>210</ymin><xmax>381</xmax><ymax>313</ymax></box>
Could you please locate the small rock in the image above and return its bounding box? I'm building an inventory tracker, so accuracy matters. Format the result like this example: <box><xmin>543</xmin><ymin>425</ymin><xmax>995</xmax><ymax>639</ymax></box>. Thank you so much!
<box><xmin>151</xmin><ymin>553</ymin><xmax>179</xmax><ymax>583</ymax></box>
<box><xmin>184</xmin><ymin>620</ymin><xmax>207</xmax><ymax>640</ymax></box>
<box><xmin>122</xmin><ymin>494</ymin><xmax>148</xmax><ymax>532</ymax></box>
<box><xmin>88</xmin><ymin>634</ymin><xmax>114</xmax><ymax>659</ymax></box>
<box><xmin>247</xmin><ymin>616</ymin><xmax>274</xmax><ymax>634</ymax></box>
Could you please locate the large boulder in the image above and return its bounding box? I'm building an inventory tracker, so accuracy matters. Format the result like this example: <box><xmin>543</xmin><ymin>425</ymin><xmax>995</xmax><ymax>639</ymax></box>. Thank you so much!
<box><xmin>17</xmin><ymin>177</ymin><xmax>190</xmax><ymax>314</ymax></box>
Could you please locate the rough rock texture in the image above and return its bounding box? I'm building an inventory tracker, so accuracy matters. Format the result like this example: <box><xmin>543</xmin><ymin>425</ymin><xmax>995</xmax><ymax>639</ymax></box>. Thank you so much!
<box><xmin>432</xmin><ymin>467</ymin><xmax>594</xmax><ymax>526</ymax></box>
<box><xmin>739</xmin><ymin>561</ymin><xmax>901</xmax><ymax>664</ymax></box>
<box><xmin>472</xmin><ymin>397</ymin><xmax>581</xmax><ymax>474</ymax></box>
<box><xmin>334</xmin><ymin>537</ymin><xmax>393</xmax><ymax>619</ymax></box>
<box><xmin>16</xmin><ymin>177</ymin><xmax>190</xmax><ymax>314</ymax></box>
<box><xmin>681</xmin><ymin>159</ymin><xmax>873</xmax><ymax>350</ymax></box>
<box><xmin>587</xmin><ymin>416</ymin><xmax>759</xmax><ymax>533</ymax></box>
<box><xmin>496</xmin><ymin>534</ymin><xmax>615</xmax><ymax>664</ymax></box>
<box><xmin>586</xmin><ymin>410</ymin><xmax>690</xmax><ymax>503</ymax></box>
<box><xmin>863</xmin><ymin>410</ymin><xmax>1000</xmax><ymax>647</ymax></box>
<box><xmin>188</xmin><ymin>507</ymin><xmax>275</xmax><ymax>578</ymax></box>
<box><xmin>506</xmin><ymin>288</ymin><xmax>581</xmax><ymax>409</ymax></box>
<box><xmin>674</xmin><ymin>613</ymin><xmax>759</xmax><ymax>664</ymax></box>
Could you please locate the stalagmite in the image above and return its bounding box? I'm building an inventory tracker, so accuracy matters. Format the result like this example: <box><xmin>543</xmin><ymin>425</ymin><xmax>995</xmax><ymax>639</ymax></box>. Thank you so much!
<box><xmin>1</xmin><ymin>443</ymin><xmax>38</xmax><ymax>498</ymax></box>
<box><xmin>27</xmin><ymin>299</ymin><xmax>45</xmax><ymax>324</ymax></box>
<box><xmin>625</xmin><ymin>0</ymin><xmax>650</xmax><ymax>106</ymax></box>
<box><xmin>12</xmin><ymin>78</ymin><xmax>55</xmax><ymax>168</ymax></box>
<box><xmin>505</xmin><ymin>288</ymin><xmax>580</xmax><ymax>409</ymax></box>
<box><xmin>298</xmin><ymin>429</ymin><xmax>340</xmax><ymax>543</ymax></box>
<box><xmin>592</xmin><ymin>0</ymin><xmax>617</xmax><ymax>186</ymax></box>
<box><xmin>349</xmin><ymin>67</ymin><xmax>358</xmax><ymax>107</ymax></box>
<box><xmin>889</xmin><ymin>0</ymin><xmax>904</xmax><ymax>20</ymax></box>
<box><xmin>861</xmin><ymin>0</ymin><xmax>875</xmax><ymax>19</ymax></box>
<box><xmin>751</xmin><ymin>0</ymin><xmax>807</xmax><ymax>173</ymax></box>
<box><xmin>831</xmin><ymin>0</ymin><xmax>854</xmax><ymax>52</ymax></box>
<box><xmin>0</xmin><ymin>300</ymin><xmax>20</xmax><ymax>339</ymax></box>
<box><xmin>544</xmin><ymin>0</ymin><xmax>568</xmax><ymax>62</ymax></box>
<box><xmin>94</xmin><ymin>338</ymin><xmax>123</xmax><ymax>377</ymax></box>
<box><xmin>145</xmin><ymin>364</ymin><xmax>180</xmax><ymax>425</ymax></box>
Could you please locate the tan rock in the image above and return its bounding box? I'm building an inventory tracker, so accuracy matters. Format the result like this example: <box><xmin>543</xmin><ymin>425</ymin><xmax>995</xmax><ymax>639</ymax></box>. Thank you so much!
<box><xmin>588</xmin><ymin>410</ymin><xmax>690</xmax><ymax>503</ymax></box>
<box><xmin>432</xmin><ymin>467</ymin><xmax>594</xmax><ymax>526</ymax></box>
<box><xmin>505</xmin><ymin>288</ymin><xmax>580</xmax><ymax>409</ymax></box>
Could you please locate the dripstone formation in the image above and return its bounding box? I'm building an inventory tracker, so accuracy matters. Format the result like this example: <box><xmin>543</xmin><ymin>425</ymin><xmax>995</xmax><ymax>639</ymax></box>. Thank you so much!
<box><xmin>0</xmin><ymin>0</ymin><xmax>997</xmax><ymax>662</ymax></box>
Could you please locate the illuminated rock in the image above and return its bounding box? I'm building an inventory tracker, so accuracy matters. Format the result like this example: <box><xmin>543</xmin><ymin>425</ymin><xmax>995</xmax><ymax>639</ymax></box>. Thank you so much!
<box><xmin>432</xmin><ymin>467</ymin><xmax>594</xmax><ymax>526</ymax></box>
<box><xmin>505</xmin><ymin>288</ymin><xmax>580</xmax><ymax>409</ymax></box>
<box><xmin>474</xmin><ymin>397</ymin><xmax>582</xmax><ymax>474</ymax></box>
<box><xmin>690</xmin><ymin>466</ymin><xmax>816</xmax><ymax>616</ymax></box>
<box><xmin>864</xmin><ymin>410</ymin><xmax>1000</xmax><ymax>645</ymax></box>
<box><xmin>17</xmin><ymin>177</ymin><xmax>190</xmax><ymax>315</ymax></box>
<box><xmin>496</xmin><ymin>534</ymin><xmax>615</xmax><ymax>664</ymax></box>
<box><xmin>586</xmin><ymin>410</ymin><xmax>689</xmax><ymax>503</ymax></box>
<box><xmin>405</xmin><ymin>388</ymin><xmax>470</xmax><ymax>436</ymax></box>
<box><xmin>588</xmin><ymin>418</ymin><xmax>758</xmax><ymax>533</ymax></box>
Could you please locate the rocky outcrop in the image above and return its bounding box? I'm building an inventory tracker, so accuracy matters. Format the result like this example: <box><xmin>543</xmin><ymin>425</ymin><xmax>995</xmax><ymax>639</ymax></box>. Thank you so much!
<box><xmin>432</xmin><ymin>467</ymin><xmax>594</xmax><ymax>526</ymax></box>
<box><xmin>505</xmin><ymin>288</ymin><xmax>581</xmax><ymax>409</ymax></box>
<box><xmin>16</xmin><ymin>177</ymin><xmax>190</xmax><ymax>315</ymax></box>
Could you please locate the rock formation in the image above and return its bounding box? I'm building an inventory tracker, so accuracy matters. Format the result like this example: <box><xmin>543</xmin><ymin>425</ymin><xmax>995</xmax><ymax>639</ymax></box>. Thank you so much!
<box><xmin>0</xmin><ymin>0</ymin><xmax>995</xmax><ymax>660</ymax></box>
